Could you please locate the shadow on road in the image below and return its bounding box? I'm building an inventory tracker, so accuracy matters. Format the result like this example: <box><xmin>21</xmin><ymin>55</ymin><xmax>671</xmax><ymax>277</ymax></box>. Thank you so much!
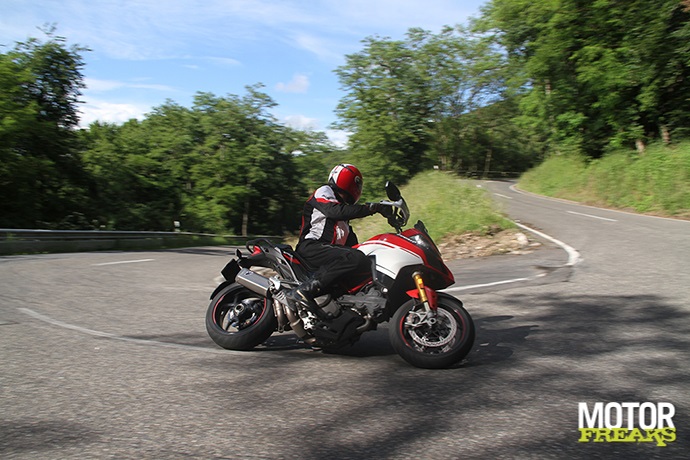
<box><xmin>468</xmin><ymin>315</ymin><xmax>539</xmax><ymax>366</ymax></box>
<box><xmin>0</xmin><ymin>420</ymin><xmax>99</xmax><ymax>456</ymax></box>
<box><xmin>193</xmin><ymin>291</ymin><xmax>690</xmax><ymax>459</ymax></box>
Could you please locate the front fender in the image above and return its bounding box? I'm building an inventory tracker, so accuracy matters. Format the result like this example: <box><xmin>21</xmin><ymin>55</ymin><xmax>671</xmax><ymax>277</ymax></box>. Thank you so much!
<box><xmin>405</xmin><ymin>286</ymin><xmax>438</xmax><ymax>310</ymax></box>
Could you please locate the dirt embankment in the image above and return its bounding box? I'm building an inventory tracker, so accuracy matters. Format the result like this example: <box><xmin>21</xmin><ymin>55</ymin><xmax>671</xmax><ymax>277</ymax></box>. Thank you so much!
<box><xmin>438</xmin><ymin>227</ymin><xmax>542</xmax><ymax>261</ymax></box>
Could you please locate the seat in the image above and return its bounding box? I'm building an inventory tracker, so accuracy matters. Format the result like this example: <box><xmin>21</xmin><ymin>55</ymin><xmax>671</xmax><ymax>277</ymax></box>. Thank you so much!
<box><xmin>278</xmin><ymin>245</ymin><xmax>317</xmax><ymax>274</ymax></box>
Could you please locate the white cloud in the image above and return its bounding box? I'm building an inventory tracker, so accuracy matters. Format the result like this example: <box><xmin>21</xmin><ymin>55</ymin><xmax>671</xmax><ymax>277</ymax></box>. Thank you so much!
<box><xmin>275</xmin><ymin>74</ymin><xmax>310</xmax><ymax>94</ymax></box>
<box><xmin>1</xmin><ymin>0</ymin><xmax>485</xmax><ymax>138</ymax></box>
<box><xmin>129</xmin><ymin>83</ymin><xmax>177</xmax><ymax>92</ymax></box>
<box><xmin>84</xmin><ymin>78</ymin><xmax>125</xmax><ymax>92</ymax></box>
<box><xmin>325</xmin><ymin>129</ymin><xmax>350</xmax><ymax>148</ymax></box>
<box><xmin>1</xmin><ymin>0</ymin><xmax>484</xmax><ymax>61</ymax></box>
<box><xmin>282</xmin><ymin>114</ymin><xmax>350</xmax><ymax>148</ymax></box>
<box><xmin>84</xmin><ymin>77</ymin><xmax>176</xmax><ymax>93</ymax></box>
<box><xmin>327</xmin><ymin>0</ymin><xmax>482</xmax><ymax>32</ymax></box>
<box><xmin>290</xmin><ymin>32</ymin><xmax>346</xmax><ymax>63</ymax></box>
<box><xmin>78</xmin><ymin>99</ymin><xmax>150</xmax><ymax>127</ymax></box>
<box><xmin>202</xmin><ymin>56</ymin><xmax>243</xmax><ymax>67</ymax></box>
<box><xmin>283</xmin><ymin>114</ymin><xmax>319</xmax><ymax>130</ymax></box>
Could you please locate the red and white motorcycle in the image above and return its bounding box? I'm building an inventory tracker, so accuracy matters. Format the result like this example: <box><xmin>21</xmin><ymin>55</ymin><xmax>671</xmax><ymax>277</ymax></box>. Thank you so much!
<box><xmin>206</xmin><ymin>182</ymin><xmax>475</xmax><ymax>368</ymax></box>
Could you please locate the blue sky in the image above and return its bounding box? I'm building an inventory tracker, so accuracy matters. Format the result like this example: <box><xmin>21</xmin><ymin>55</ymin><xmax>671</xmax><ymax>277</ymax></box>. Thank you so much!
<box><xmin>1</xmin><ymin>0</ymin><xmax>487</xmax><ymax>145</ymax></box>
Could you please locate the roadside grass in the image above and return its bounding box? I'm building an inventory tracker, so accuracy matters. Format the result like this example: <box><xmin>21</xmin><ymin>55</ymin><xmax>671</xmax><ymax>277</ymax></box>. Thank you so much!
<box><xmin>352</xmin><ymin>170</ymin><xmax>514</xmax><ymax>242</ymax></box>
<box><xmin>519</xmin><ymin>141</ymin><xmax>690</xmax><ymax>218</ymax></box>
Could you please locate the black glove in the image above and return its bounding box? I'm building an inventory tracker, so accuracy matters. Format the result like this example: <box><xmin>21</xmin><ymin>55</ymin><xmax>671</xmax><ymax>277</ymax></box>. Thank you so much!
<box><xmin>368</xmin><ymin>202</ymin><xmax>393</xmax><ymax>218</ymax></box>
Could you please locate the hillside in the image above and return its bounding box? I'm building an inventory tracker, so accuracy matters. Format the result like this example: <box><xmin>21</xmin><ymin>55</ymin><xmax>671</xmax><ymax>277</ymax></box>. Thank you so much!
<box><xmin>519</xmin><ymin>142</ymin><xmax>690</xmax><ymax>219</ymax></box>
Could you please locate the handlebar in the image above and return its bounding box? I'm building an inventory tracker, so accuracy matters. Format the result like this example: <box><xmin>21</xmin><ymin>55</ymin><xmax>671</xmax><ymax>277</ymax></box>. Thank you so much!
<box><xmin>378</xmin><ymin>198</ymin><xmax>410</xmax><ymax>233</ymax></box>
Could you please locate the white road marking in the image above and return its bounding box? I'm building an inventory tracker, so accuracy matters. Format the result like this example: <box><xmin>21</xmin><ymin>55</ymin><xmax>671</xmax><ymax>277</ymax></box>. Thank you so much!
<box><xmin>515</xmin><ymin>222</ymin><xmax>581</xmax><ymax>266</ymax></box>
<box><xmin>494</xmin><ymin>193</ymin><xmax>513</xmax><ymax>200</ymax></box>
<box><xmin>566</xmin><ymin>210</ymin><xmax>617</xmax><ymax>222</ymax></box>
<box><xmin>92</xmin><ymin>259</ymin><xmax>155</xmax><ymax>266</ymax></box>
<box><xmin>17</xmin><ymin>307</ymin><xmax>235</xmax><ymax>355</ymax></box>
<box><xmin>443</xmin><ymin>222</ymin><xmax>581</xmax><ymax>293</ymax></box>
<box><xmin>444</xmin><ymin>277</ymin><xmax>531</xmax><ymax>293</ymax></box>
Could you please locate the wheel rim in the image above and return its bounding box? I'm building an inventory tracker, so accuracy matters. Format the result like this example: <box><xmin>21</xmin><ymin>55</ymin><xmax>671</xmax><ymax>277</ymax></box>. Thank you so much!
<box><xmin>213</xmin><ymin>290</ymin><xmax>267</xmax><ymax>333</ymax></box>
<box><xmin>401</xmin><ymin>306</ymin><xmax>465</xmax><ymax>354</ymax></box>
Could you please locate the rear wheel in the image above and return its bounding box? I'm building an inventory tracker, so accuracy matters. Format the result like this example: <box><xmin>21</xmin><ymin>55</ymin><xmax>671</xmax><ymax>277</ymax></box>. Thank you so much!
<box><xmin>206</xmin><ymin>283</ymin><xmax>277</xmax><ymax>350</ymax></box>
<box><xmin>389</xmin><ymin>293</ymin><xmax>475</xmax><ymax>369</ymax></box>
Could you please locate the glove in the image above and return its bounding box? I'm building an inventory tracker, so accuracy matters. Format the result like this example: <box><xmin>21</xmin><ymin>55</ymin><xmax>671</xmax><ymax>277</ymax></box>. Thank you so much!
<box><xmin>368</xmin><ymin>202</ymin><xmax>393</xmax><ymax>218</ymax></box>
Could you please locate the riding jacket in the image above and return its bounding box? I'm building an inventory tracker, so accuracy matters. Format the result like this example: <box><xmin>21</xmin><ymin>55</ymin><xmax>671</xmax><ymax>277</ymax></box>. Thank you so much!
<box><xmin>298</xmin><ymin>185</ymin><xmax>374</xmax><ymax>246</ymax></box>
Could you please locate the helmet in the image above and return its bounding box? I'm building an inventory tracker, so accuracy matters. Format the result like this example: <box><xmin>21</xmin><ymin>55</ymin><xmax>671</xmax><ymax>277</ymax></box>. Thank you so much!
<box><xmin>328</xmin><ymin>164</ymin><xmax>363</xmax><ymax>204</ymax></box>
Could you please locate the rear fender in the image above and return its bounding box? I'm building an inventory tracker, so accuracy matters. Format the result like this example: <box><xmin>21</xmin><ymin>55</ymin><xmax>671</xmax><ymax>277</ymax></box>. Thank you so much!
<box><xmin>210</xmin><ymin>280</ymin><xmax>234</xmax><ymax>300</ymax></box>
<box><xmin>212</xmin><ymin>258</ymin><xmax>242</xmax><ymax>299</ymax></box>
<box><xmin>220</xmin><ymin>259</ymin><xmax>241</xmax><ymax>282</ymax></box>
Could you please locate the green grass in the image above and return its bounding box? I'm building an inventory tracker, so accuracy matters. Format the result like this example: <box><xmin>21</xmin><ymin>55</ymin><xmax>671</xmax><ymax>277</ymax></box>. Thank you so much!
<box><xmin>352</xmin><ymin>170</ymin><xmax>514</xmax><ymax>242</ymax></box>
<box><xmin>519</xmin><ymin>141</ymin><xmax>690</xmax><ymax>218</ymax></box>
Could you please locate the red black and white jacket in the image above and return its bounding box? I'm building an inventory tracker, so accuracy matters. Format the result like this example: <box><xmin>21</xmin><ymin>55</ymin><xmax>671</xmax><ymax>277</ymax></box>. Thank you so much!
<box><xmin>298</xmin><ymin>185</ymin><xmax>374</xmax><ymax>246</ymax></box>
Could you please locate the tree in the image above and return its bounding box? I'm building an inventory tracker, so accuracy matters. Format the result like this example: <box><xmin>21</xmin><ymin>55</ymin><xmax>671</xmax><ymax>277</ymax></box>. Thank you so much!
<box><xmin>479</xmin><ymin>0</ymin><xmax>690</xmax><ymax>156</ymax></box>
<box><xmin>334</xmin><ymin>26</ymin><xmax>536</xmax><ymax>189</ymax></box>
<box><xmin>283</xmin><ymin>128</ymin><xmax>338</xmax><ymax>194</ymax></box>
<box><xmin>334</xmin><ymin>32</ymin><xmax>439</xmax><ymax>195</ymax></box>
<box><xmin>186</xmin><ymin>88</ymin><xmax>302</xmax><ymax>235</ymax></box>
<box><xmin>0</xmin><ymin>27</ymin><xmax>91</xmax><ymax>228</ymax></box>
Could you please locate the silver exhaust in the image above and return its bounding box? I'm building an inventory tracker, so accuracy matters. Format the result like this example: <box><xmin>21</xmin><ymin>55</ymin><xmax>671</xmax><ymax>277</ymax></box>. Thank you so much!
<box><xmin>236</xmin><ymin>268</ymin><xmax>316</xmax><ymax>345</ymax></box>
<box><xmin>235</xmin><ymin>268</ymin><xmax>271</xmax><ymax>296</ymax></box>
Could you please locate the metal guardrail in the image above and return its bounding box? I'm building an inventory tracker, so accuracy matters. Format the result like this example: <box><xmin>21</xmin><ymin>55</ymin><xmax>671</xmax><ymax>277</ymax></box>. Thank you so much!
<box><xmin>0</xmin><ymin>229</ymin><xmax>216</xmax><ymax>240</ymax></box>
<box><xmin>0</xmin><ymin>229</ymin><xmax>282</xmax><ymax>255</ymax></box>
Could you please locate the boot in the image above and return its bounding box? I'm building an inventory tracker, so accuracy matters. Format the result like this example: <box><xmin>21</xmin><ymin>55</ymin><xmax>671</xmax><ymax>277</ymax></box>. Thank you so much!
<box><xmin>286</xmin><ymin>278</ymin><xmax>326</xmax><ymax>318</ymax></box>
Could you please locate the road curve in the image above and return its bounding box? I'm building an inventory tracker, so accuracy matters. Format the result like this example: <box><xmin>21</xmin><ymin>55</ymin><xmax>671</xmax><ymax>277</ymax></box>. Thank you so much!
<box><xmin>1</xmin><ymin>183</ymin><xmax>689</xmax><ymax>459</ymax></box>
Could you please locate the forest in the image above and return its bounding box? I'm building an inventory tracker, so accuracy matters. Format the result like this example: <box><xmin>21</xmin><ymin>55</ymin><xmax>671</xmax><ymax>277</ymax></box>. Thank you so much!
<box><xmin>1</xmin><ymin>0</ymin><xmax>689</xmax><ymax>234</ymax></box>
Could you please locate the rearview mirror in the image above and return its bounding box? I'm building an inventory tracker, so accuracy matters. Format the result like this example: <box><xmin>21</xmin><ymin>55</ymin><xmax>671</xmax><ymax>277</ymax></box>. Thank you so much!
<box><xmin>385</xmin><ymin>181</ymin><xmax>401</xmax><ymax>201</ymax></box>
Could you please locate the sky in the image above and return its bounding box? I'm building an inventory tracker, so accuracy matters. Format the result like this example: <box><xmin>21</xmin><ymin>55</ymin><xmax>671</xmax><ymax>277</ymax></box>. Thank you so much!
<box><xmin>1</xmin><ymin>0</ymin><xmax>487</xmax><ymax>146</ymax></box>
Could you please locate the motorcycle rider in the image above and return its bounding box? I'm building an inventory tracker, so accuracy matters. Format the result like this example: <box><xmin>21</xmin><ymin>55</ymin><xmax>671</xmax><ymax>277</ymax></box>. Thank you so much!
<box><xmin>287</xmin><ymin>164</ymin><xmax>390</xmax><ymax>314</ymax></box>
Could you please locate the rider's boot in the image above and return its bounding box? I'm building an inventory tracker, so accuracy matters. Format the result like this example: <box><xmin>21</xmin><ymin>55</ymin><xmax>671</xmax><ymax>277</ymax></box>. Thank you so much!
<box><xmin>286</xmin><ymin>278</ymin><xmax>328</xmax><ymax>318</ymax></box>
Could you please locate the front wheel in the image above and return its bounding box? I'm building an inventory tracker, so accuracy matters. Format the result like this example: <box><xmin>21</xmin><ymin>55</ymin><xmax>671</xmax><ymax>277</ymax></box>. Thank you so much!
<box><xmin>389</xmin><ymin>293</ymin><xmax>475</xmax><ymax>369</ymax></box>
<box><xmin>206</xmin><ymin>283</ymin><xmax>277</xmax><ymax>350</ymax></box>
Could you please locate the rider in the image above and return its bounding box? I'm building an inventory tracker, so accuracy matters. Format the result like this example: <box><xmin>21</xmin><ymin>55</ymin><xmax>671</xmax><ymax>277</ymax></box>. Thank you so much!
<box><xmin>287</xmin><ymin>164</ymin><xmax>389</xmax><ymax>314</ymax></box>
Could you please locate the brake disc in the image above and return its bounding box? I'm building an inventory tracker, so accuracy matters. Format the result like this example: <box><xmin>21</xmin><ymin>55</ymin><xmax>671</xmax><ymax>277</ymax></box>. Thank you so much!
<box><xmin>407</xmin><ymin>309</ymin><xmax>457</xmax><ymax>348</ymax></box>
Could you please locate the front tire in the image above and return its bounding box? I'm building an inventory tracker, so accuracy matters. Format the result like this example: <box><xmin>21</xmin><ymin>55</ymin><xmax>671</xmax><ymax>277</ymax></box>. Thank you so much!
<box><xmin>206</xmin><ymin>283</ymin><xmax>277</xmax><ymax>350</ymax></box>
<box><xmin>389</xmin><ymin>293</ymin><xmax>475</xmax><ymax>369</ymax></box>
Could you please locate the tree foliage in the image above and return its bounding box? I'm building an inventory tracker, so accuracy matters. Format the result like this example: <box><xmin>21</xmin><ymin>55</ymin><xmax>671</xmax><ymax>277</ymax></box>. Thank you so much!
<box><xmin>335</xmin><ymin>0</ymin><xmax>690</xmax><ymax>189</ymax></box>
<box><xmin>479</xmin><ymin>0</ymin><xmax>690</xmax><ymax>156</ymax></box>
<box><xmin>334</xmin><ymin>26</ymin><xmax>540</xmax><ymax>195</ymax></box>
<box><xmin>79</xmin><ymin>88</ymin><xmax>338</xmax><ymax>234</ymax></box>
<box><xmin>0</xmin><ymin>27</ymin><xmax>91</xmax><ymax>228</ymax></box>
<box><xmin>1</xmin><ymin>31</ymin><xmax>340</xmax><ymax>232</ymax></box>
<box><xmin>3</xmin><ymin>4</ymin><xmax>689</xmax><ymax>231</ymax></box>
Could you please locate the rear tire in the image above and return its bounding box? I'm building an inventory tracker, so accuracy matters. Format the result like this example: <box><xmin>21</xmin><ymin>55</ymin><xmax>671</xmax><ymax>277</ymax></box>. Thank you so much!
<box><xmin>206</xmin><ymin>283</ymin><xmax>277</xmax><ymax>350</ymax></box>
<box><xmin>389</xmin><ymin>293</ymin><xmax>475</xmax><ymax>369</ymax></box>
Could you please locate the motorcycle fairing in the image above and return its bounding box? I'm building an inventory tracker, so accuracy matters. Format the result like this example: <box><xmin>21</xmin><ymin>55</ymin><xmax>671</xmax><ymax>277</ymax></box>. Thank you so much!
<box><xmin>356</xmin><ymin>230</ymin><xmax>454</xmax><ymax>287</ymax></box>
<box><xmin>356</xmin><ymin>237</ymin><xmax>424</xmax><ymax>280</ymax></box>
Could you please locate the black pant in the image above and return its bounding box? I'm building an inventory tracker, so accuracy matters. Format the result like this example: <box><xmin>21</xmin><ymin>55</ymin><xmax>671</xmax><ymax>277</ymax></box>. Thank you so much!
<box><xmin>296</xmin><ymin>239</ymin><xmax>371</xmax><ymax>291</ymax></box>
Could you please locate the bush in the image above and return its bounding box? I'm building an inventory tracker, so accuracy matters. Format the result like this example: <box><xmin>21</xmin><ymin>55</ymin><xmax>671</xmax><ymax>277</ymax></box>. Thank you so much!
<box><xmin>353</xmin><ymin>170</ymin><xmax>514</xmax><ymax>241</ymax></box>
<box><xmin>519</xmin><ymin>142</ymin><xmax>690</xmax><ymax>217</ymax></box>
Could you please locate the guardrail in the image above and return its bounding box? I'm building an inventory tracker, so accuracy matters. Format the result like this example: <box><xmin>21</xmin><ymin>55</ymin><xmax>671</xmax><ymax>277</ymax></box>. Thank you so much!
<box><xmin>0</xmin><ymin>229</ymin><xmax>283</xmax><ymax>255</ymax></box>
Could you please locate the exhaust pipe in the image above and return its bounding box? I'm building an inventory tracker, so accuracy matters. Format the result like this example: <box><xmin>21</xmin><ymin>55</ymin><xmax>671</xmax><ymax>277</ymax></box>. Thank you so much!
<box><xmin>236</xmin><ymin>268</ymin><xmax>316</xmax><ymax>345</ymax></box>
<box><xmin>284</xmin><ymin>306</ymin><xmax>316</xmax><ymax>344</ymax></box>
<box><xmin>235</xmin><ymin>268</ymin><xmax>271</xmax><ymax>296</ymax></box>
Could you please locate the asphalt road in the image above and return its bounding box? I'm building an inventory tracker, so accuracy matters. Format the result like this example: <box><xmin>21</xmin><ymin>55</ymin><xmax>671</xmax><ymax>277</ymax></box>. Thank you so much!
<box><xmin>1</xmin><ymin>181</ymin><xmax>689</xmax><ymax>459</ymax></box>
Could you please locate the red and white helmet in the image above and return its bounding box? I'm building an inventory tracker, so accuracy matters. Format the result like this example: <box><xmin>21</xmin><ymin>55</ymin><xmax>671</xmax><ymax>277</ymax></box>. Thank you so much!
<box><xmin>328</xmin><ymin>163</ymin><xmax>363</xmax><ymax>204</ymax></box>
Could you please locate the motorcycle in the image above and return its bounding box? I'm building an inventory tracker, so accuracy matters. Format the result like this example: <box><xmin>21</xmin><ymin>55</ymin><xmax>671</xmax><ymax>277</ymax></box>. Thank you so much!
<box><xmin>205</xmin><ymin>181</ymin><xmax>475</xmax><ymax>369</ymax></box>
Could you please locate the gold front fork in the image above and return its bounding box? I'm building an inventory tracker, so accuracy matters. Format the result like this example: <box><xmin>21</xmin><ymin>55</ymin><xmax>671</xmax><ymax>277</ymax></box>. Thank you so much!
<box><xmin>413</xmin><ymin>271</ymin><xmax>435</xmax><ymax>312</ymax></box>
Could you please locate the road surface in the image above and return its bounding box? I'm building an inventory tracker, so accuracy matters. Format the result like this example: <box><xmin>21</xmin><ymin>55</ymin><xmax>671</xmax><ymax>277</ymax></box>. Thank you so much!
<box><xmin>1</xmin><ymin>181</ymin><xmax>689</xmax><ymax>459</ymax></box>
